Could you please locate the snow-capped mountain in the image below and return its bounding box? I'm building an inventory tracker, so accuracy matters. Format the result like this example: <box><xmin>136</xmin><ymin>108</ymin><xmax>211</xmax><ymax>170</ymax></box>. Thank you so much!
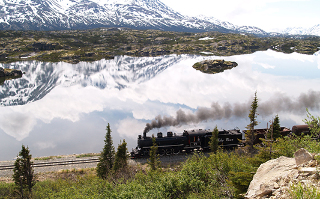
<box><xmin>276</xmin><ymin>24</ymin><xmax>320</xmax><ymax>36</ymax></box>
<box><xmin>196</xmin><ymin>15</ymin><xmax>268</xmax><ymax>36</ymax></box>
<box><xmin>0</xmin><ymin>0</ymin><xmax>225</xmax><ymax>32</ymax></box>
<box><xmin>0</xmin><ymin>0</ymin><xmax>262</xmax><ymax>34</ymax></box>
<box><xmin>0</xmin><ymin>0</ymin><xmax>318</xmax><ymax>36</ymax></box>
<box><xmin>0</xmin><ymin>54</ymin><xmax>196</xmax><ymax>106</ymax></box>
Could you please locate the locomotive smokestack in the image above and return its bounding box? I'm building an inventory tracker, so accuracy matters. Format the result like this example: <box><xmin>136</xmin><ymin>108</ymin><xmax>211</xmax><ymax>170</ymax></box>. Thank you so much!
<box><xmin>143</xmin><ymin>123</ymin><xmax>151</xmax><ymax>138</ymax></box>
<box><xmin>143</xmin><ymin>90</ymin><xmax>320</xmax><ymax>133</ymax></box>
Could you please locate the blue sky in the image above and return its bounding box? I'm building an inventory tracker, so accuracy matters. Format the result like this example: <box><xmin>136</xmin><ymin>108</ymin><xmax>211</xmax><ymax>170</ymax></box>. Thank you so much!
<box><xmin>160</xmin><ymin>0</ymin><xmax>320</xmax><ymax>32</ymax></box>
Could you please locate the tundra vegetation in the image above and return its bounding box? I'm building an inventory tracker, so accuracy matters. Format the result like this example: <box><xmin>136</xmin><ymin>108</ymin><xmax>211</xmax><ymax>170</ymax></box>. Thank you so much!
<box><xmin>0</xmin><ymin>28</ymin><xmax>319</xmax><ymax>64</ymax></box>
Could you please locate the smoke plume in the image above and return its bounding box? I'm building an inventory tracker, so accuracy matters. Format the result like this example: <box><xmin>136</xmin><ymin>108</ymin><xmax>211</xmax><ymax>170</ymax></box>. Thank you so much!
<box><xmin>143</xmin><ymin>90</ymin><xmax>320</xmax><ymax>134</ymax></box>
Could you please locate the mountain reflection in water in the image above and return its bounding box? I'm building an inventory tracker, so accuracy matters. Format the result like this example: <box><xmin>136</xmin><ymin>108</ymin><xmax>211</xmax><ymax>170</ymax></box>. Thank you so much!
<box><xmin>0</xmin><ymin>50</ymin><xmax>320</xmax><ymax>160</ymax></box>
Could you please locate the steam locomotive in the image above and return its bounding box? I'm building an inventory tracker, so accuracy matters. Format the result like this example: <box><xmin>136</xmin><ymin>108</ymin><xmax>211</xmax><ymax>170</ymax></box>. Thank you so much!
<box><xmin>130</xmin><ymin>128</ymin><xmax>243</xmax><ymax>158</ymax></box>
<box><xmin>130</xmin><ymin>125</ymin><xmax>312</xmax><ymax>158</ymax></box>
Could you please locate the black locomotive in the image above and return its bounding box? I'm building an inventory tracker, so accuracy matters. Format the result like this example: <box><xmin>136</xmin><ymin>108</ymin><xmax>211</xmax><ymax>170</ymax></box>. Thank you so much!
<box><xmin>130</xmin><ymin>128</ymin><xmax>243</xmax><ymax>158</ymax></box>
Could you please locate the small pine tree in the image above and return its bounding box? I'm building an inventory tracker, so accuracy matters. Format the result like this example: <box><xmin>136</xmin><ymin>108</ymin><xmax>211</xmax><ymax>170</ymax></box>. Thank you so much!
<box><xmin>113</xmin><ymin>139</ymin><xmax>128</xmax><ymax>172</ymax></box>
<box><xmin>245</xmin><ymin>91</ymin><xmax>259</xmax><ymax>150</ymax></box>
<box><xmin>268</xmin><ymin>115</ymin><xmax>281</xmax><ymax>140</ymax></box>
<box><xmin>209</xmin><ymin>126</ymin><xmax>219</xmax><ymax>153</ymax></box>
<box><xmin>13</xmin><ymin>145</ymin><xmax>35</xmax><ymax>197</ymax></box>
<box><xmin>147</xmin><ymin>137</ymin><xmax>160</xmax><ymax>171</ymax></box>
<box><xmin>97</xmin><ymin>123</ymin><xmax>115</xmax><ymax>179</ymax></box>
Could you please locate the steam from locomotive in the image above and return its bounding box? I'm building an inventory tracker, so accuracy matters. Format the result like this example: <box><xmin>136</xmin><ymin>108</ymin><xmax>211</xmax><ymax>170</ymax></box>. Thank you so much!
<box><xmin>143</xmin><ymin>90</ymin><xmax>320</xmax><ymax>137</ymax></box>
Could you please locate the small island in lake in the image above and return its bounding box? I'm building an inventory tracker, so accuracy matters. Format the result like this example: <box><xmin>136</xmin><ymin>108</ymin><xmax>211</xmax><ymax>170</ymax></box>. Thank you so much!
<box><xmin>192</xmin><ymin>59</ymin><xmax>238</xmax><ymax>74</ymax></box>
<box><xmin>0</xmin><ymin>67</ymin><xmax>23</xmax><ymax>85</ymax></box>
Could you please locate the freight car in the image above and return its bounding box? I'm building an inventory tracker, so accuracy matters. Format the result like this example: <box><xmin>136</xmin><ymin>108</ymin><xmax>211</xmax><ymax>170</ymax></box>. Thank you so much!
<box><xmin>130</xmin><ymin>128</ymin><xmax>243</xmax><ymax>158</ymax></box>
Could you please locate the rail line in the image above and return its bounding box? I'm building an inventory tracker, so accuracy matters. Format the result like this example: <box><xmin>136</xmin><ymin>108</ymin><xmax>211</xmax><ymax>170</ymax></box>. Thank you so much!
<box><xmin>0</xmin><ymin>158</ymin><xmax>100</xmax><ymax>171</ymax></box>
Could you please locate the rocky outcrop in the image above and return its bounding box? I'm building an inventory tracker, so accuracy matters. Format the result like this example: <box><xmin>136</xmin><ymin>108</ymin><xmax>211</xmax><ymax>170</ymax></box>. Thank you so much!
<box><xmin>192</xmin><ymin>59</ymin><xmax>238</xmax><ymax>74</ymax></box>
<box><xmin>245</xmin><ymin>148</ymin><xmax>320</xmax><ymax>199</ymax></box>
<box><xmin>0</xmin><ymin>67</ymin><xmax>23</xmax><ymax>77</ymax></box>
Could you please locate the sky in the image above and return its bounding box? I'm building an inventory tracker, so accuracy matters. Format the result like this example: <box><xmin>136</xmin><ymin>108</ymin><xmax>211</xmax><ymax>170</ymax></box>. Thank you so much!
<box><xmin>160</xmin><ymin>0</ymin><xmax>320</xmax><ymax>32</ymax></box>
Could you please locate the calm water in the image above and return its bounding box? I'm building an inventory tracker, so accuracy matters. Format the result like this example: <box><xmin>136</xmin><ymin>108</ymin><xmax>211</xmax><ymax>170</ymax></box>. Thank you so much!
<box><xmin>0</xmin><ymin>49</ymin><xmax>320</xmax><ymax>160</ymax></box>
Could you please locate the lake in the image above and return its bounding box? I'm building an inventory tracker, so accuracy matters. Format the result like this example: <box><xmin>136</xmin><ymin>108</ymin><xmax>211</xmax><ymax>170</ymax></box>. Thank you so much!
<box><xmin>1</xmin><ymin>49</ymin><xmax>320</xmax><ymax>161</ymax></box>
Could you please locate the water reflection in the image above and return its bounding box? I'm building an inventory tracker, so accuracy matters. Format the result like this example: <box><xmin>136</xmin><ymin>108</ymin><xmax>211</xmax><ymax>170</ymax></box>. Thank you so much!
<box><xmin>0</xmin><ymin>50</ymin><xmax>320</xmax><ymax>160</ymax></box>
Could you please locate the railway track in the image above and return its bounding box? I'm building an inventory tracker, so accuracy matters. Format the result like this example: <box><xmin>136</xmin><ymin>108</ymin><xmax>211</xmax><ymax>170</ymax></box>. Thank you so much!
<box><xmin>0</xmin><ymin>158</ymin><xmax>100</xmax><ymax>171</ymax></box>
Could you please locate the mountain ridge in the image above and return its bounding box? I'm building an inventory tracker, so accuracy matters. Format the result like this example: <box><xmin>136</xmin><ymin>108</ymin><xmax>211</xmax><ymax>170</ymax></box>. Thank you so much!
<box><xmin>0</xmin><ymin>0</ymin><xmax>265</xmax><ymax>35</ymax></box>
<box><xmin>0</xmin><ymin>0</ymin><xmax>319</xmax><ymax>36</ymax></box>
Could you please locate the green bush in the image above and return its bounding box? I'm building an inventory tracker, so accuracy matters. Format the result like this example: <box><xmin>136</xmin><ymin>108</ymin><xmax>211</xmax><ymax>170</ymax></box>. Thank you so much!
<box><xmin>290</xmin><ymin>182</ymin><xmax>320</xmax><ymax>199</ymax></box>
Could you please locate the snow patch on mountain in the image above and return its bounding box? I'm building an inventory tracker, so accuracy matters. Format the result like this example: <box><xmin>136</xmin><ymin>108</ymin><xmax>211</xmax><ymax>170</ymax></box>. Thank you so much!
<box><xmin>277</xmin><ymin>24</ymin><xmax>320</xmax><ymax>36</ymax></box>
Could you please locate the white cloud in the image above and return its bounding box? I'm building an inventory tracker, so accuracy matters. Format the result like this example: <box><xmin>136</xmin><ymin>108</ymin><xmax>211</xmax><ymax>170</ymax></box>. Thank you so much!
<box><xmin>259</xmin><ymin>63</ymin><xmax>276</xmax><ymax>69</ymax></box>
<box><xmin>0</xmin><ymin>110</ymin><xmax>36</xmax><ymax>141</ymax></box>
<box><xmin>116</xmin><ymin>118</ymin><xmax>146</xmax><ymax>138</ymax></box>
<box><xmin>161</xmin><ymin>0</ymin><xmax>319</xmax><ymax>32</ymax></box>
<box><xmin>34</xmin><ymin>142</ymin><xmax>56</xmax><ymax>150</ymax></box>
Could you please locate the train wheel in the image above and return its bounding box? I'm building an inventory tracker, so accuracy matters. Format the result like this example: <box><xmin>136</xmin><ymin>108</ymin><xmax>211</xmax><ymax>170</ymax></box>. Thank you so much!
<box><xmin>173</xmin><ymin>148</ymin><xmax>180</xmax><ymax>155</ymax></box>
<box><xmin>159</xmin><ymin>149</ymin><xmax>165</xmax><ymax>156</ymax></box>
<box><xmin>165</xmin><ymin>149</ymin><xmax>172</xmax><ymax>156</ymax></box>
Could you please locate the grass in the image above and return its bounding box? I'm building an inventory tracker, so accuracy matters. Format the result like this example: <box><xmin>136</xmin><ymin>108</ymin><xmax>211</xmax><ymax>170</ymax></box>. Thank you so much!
<box><xmin>290</xmin><ymin>182</ymin><xmax>320</xmax><ymax>199</ymax></box>
<box><xmin>76</xmin><ymin>153</ymin><xmax>100</xmax><ymax>158</ymax></box>
<box><xmin>34</xmin><ymin>156</ymin><xmax>62</xmax><ymax>161</ymax></box>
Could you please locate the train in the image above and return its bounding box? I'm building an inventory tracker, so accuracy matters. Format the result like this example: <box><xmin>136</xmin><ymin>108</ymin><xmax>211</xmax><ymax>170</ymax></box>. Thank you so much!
<box><xmin>130</xmin><ymin>125</ymin><xmax>312</xmax><ymax>158</ymax></box>
<box><xmin>130</xmin><ymin>128</ymin><xmax>243</xmax><ymax>158</ymax></box>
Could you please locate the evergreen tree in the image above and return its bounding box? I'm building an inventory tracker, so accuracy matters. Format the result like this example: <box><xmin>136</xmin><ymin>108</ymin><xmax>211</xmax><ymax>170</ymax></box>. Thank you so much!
<box><xmin>97</xmin><ymin>123</ymin><xmax>115</xmax><ymax>179</ymax></box>
<box><xmin>209</xmin><ymin>126</ymin><xmax>219</xmax><ymax>153</ymax></box>
<box><xmin>13</xmin><ymin>145</ymin><xmax>35</xmax><ymax>197</ymax></box>
<box><xmin>113</xmin><ymin>139</ymin><xmax>128</xmax><ymax>172</ymax></box>
<box><xmin>147</xmin><ymin>136</ymin><xmax>160</xmax><ymax>171</ymax></box>
<box><xmin>245</xmin><ymin>91</ymin><xmax>259</xmax><ymax>150</ymax></box>
<box><xmin>268</xmin><ymin>115</ymin><xmax>281</xmax><ymax>140</ymax></box>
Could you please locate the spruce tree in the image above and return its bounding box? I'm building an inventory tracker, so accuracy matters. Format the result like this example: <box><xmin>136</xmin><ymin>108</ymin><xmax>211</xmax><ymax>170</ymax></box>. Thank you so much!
<box><xmin>97</xmin><ymin>123</ymin><xmax>115</xmax><ymax>179</ymax></box>
<box><xmin>209</xmin><ymin>126</ymin><xmax>219</xmax><ymax>153</ymax></box>
<box><xmin>245</xmin><ymin>91</ymin><xmax>259</xmax><ymax>150</ymax></box>
<box><xmin>13</xmin><ymin>145</ymin><xmax>35</xmax><ymax>197</ymax></box>
<box><xmin>113</xmin><ymin>139</ymin><xmax>128</xmax><ymax>172</ymax></box>
<box><xmin>147</xmin><ymin>136</ymin><xmax>160</xmax><ymax>171</ymax></box>
<box><xmin>268</xmin><ymin>115</ymin><xmax>281</xmax><ymax>140</ymax></box>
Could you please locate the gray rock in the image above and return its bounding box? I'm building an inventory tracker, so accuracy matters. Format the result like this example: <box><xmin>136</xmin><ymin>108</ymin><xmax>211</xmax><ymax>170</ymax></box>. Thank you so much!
<box><xmin>295</xmin><ymin>148</ymin><xmax>313</xmax><ymax>166</ymax></box>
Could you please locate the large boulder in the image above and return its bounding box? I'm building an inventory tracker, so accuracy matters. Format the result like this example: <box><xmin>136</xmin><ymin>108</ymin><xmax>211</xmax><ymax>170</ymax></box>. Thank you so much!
<box><xmin>245</xmin><ymin>148</ymin><xmax>320</xmax><ymax>199</ymax></box>
<box><xmin>245</xmin><ymin>156</ymin><xmax>297</xmax><ymax>199</ymax></box>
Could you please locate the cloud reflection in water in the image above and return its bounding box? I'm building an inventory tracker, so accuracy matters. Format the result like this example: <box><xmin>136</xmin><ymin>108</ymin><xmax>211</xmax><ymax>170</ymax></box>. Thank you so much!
<box><xmin>0</xmin><ymin>50</ymin><xmax>320</xmax><ymax>160</ymax></box>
